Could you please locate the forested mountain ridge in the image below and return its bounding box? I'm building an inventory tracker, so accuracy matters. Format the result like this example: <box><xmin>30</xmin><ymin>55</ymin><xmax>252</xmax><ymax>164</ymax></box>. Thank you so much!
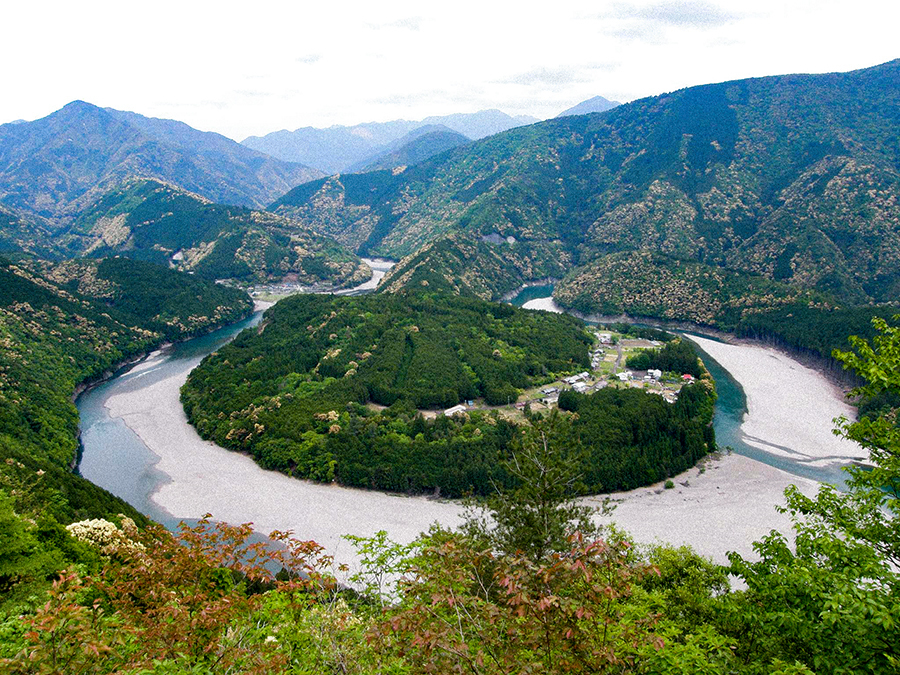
<box><xmin>0</xmin><ymin>101</ymin><xmax>322</xmax><ymax>227</ymax></box>
<box><xmin>272</xmin><ymin>60</ymin><xmax>900</xmax><ymax>311</ymax></box>
<box><xmin>0</xmin><ymin>256</ymin><xmax>251</xmax><ymax>525</ymax></box>
<box><xmin>64</xmin><ymin>178</ymin><xmax>369</xmax><ymax>286</ymax></box>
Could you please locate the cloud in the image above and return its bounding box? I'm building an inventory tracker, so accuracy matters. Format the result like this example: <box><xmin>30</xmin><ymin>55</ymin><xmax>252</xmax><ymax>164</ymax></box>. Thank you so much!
<box><xmin>497</xmin><ymin>62</ymin><xmax>620</xmax><ymax>89</ymax></box>
<box><xmin>613</xmin><ymin>1</ymin><xmax>739</xmax><ymax>28</ymax></box>
<box><xmin>500</xmin><ymin>67</ymin><xmax>590</xmax><ymax>87</ymax></box>
<box><xmin>368</xmin><ymin>89</ymin><xmax>453</xmax><ymax>106</ymax></box>
<box><xmin>371</xmin><ymin>16</ymin><xmax>423</xmax><ymax>31</ymax></box>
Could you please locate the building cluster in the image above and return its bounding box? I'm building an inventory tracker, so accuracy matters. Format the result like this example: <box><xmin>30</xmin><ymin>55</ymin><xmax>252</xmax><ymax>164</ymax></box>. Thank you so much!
<box><xmin>440</xmin><ymin>329</ymin><xmax>693</xmax><ymax>417</ymax></box>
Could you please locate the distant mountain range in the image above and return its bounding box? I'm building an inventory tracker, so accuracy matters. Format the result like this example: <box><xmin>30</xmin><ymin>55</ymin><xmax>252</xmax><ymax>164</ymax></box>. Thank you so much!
<box><xmin>556</xmin><ymin>95</ymin><xmax>620</xmax><ymax>117</ymax></box>
<box><xmin>0</xmin><ymin>101</ymin><xmax>322</xmax><ymax>226</ymax></box>
<box><xmin>346</xmin><ymin>125</ymin><xmax>471</xmax><ymax>173</ymax></box>
<box><xmin>242</xmin><ymin>109</ymin><xmax>538</xmax><ymax>174</ymax></box>
<box><xmin>271</xmin><ymin>60</ymin><xmax>900</xmax><ymax>320</ymax></box>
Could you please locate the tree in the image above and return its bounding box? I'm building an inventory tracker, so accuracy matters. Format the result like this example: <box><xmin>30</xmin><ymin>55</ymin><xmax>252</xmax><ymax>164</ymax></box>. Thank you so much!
<box><xmin>723</xmin><ymin>315</ymin><xmax>900</xmax><ymax>673</ymax></box>
<box><xmin>378</xmin><ymin>527</ymin><xmax>659</xmax><ymax>675</ymax></box>
<box><xmin>462</xmin><ymin>414</ymin><xmax>603</xmax><ymax>562</ymax></box>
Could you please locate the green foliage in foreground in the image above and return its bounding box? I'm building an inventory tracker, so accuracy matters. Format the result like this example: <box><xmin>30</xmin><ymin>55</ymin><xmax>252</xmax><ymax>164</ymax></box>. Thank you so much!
<box><xmin>182</xmin><ymin>292</ymin><xmax>715</xmax><ymax>496</ymax></box>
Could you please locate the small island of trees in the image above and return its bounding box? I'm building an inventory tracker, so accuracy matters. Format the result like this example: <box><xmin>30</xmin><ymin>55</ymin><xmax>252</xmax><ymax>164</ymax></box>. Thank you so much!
<box><xmin>181</xmin><ymin>291</ymin><xmax>717</xmax><ymax>496</ymax></box>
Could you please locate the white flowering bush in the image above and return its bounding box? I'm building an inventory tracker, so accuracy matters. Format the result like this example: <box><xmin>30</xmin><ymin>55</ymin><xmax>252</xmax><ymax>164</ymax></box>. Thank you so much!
<box><xmin>66</xmin><ymin>515</ymin><xmax>144</xmax><ymax>555</ymax></box>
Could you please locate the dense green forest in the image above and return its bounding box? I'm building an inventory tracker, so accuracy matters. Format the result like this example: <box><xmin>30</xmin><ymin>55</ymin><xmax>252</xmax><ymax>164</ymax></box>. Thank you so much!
<box><xmin>556</xmin><ymin>381</ymin><xmax>716</xmax><ymax>491</ymax></box>
<box><xmin>0</xmin><ymin>256</ymin><xmax>252</xmax><ymax>604</ymax></box>
<box><xmin>181</xmin><ymin>292</ymin><xmax>715</xmax><ymax>496</ymax></box>
<box><xmin>553</xmin><ymin>251</ymin><xmax>828</xmax><ymax>326</ymax></box>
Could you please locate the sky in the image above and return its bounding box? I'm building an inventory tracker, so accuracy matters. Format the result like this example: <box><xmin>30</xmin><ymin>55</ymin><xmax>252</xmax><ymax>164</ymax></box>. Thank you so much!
<box><xmin>3</xmin><ymin>0</ymin><xmax>897</xmax><ymax>142</ymax></box>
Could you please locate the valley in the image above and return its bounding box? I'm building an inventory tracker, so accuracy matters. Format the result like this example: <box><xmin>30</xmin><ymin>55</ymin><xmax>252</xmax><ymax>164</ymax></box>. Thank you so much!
<box><xmin>2</xmin><ymin>50</ymin><xmax>899</xmax><ymax>672</ymax></box>
<box><xmin>75</xmin><ymin>295</ymin><xmax>858</xmax><ymax>569</ymax></box>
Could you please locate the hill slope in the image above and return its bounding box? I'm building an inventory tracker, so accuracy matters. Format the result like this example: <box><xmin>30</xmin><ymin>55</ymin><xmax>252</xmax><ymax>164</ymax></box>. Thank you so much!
<box><xmin>65</xmin><ymin>178</ymin><xmax>369</xmax><ymax>286</ymax></box>
<box><xmin>271</xmin><ymin>60</ymin><xmax>900</xmax><ymax>312</ymax></box>
<box><xmin>0</xmin><ymin>101</ymin><xmax>322</xmax><ymax>226</ymax></box>
<box><xmin>0</xmin><ymin>256</ymin><xmax>250</xmax><ymax>522</ymax></box>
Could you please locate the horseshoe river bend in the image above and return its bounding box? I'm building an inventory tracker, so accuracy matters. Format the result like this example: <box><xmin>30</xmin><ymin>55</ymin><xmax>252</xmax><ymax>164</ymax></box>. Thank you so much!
<box><xmin>77</xmin><ymin>284</ymin><xmax>865</xmax><ymax>571</ymax></box>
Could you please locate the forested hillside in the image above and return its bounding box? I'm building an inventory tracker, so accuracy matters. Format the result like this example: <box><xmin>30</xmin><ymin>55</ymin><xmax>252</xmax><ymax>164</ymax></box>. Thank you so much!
<box><xmin>65</xmin><ymin>179</ymin><xmax>369</xmax><ymax>285</ymax></box>
<box><xmin>272</xmin><ymin>60</ymin><xmax>900</xmax><ymax>315</ymax></box>
<box><xmin>0</xmin><ymin>256</ymin><xmax>250</xmax><ymax>529</ymax></box>
<box><xmin>181</xmin><ymin>292</ymin><xmax>715</xmax><ymax>496</ymax></box>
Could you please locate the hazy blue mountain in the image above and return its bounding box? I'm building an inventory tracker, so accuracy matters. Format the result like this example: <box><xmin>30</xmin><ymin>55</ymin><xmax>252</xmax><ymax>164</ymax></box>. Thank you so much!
<box><xmin>556</xmin><ymin>95</ymin><xmax>621</xmax><ymax>117</ymax></box>
<box><xmin>0</xmin><ymin>101</ymin><xmax>322</xmax><ymax>226</ymax></box>
<box><xmin>420</xmin><ymin>109</ymin><xmax>539</xmax><ymax>139</ymax></box>
<box><xmin>346</xmin><ymin>125</ymin><xmax>471</xmax><ymax>173</ymax></box>
<box><xmin>242</xmin><ymin>109</ymin><xmax>536</xmax><ymax>173</ymax></box>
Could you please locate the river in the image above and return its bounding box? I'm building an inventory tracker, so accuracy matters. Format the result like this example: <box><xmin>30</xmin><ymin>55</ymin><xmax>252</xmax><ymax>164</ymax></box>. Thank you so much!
<box><xmin>76</xmin><ymin>280</ymin><xmax>864</xmax><ymax>567</ymax></box>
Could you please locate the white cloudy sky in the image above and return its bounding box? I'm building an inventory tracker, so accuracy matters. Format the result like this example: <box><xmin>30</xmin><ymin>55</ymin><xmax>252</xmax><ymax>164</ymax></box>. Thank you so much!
<box><xmin>3</xmin><ymin>0</ymin><xmax>897</xmax><ymax>141</ymax></box>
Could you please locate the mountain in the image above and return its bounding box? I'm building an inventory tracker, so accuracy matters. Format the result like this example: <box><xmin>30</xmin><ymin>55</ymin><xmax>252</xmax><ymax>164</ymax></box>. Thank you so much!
<box><xmin>0</xmin><ymin>203</ymin><xmax>56</xmax><ymax>257</ymax></box>
<box><xmin>421</xmin><ymin>109</ymin><xmax>539</xmax><ymax>140</ymax></box>
<box><xmin>0</xmin><ymin>101</ymin><xmax>322</xmax><ymax>227</ymax></box>
<box><xmin>271</xmin><ymin>60</ymin><xmax>900</xmax><ymax>319</ymax></box>
<box><xmin>346</xmin><ymin>125</ymin><xmax>471</xmax><ymax>173</ymax></box>
<box><xmin>556</xmin><ymin>95</ymin><xmax>621</xmax><ymax>118</ymax></box>
<box><xmin>242</xmin><ymin>109</ymin><xmax>536</xmax><ymax>174</ymax></box>
<box><xmin>67</xmin><ymin>178</ymin><xmax>369</xmax><ymax>286</ymax></box>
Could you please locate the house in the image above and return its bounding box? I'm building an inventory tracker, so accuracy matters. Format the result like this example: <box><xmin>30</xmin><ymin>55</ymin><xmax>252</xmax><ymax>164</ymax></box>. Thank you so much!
<box><xmin>649</xmin><ymin>369</ymin><xmax>662</xmax><ymax>380</ymax></box>
<box><xmin>541</xmin><ymin>387</ymin><xmax>559</xmax><ymax>395</ymax></box>
<box><xmin>616</xmin><ymin>371</ymin><xmax>632</xmax><ymax>381</ymax></box>
<box><xmin>443</xmin><ymin>404</ymin><xmax>468</xmax><ymax>416</ymax></box>
<box><xmin>598</xmin><ymin>332</ymin><xmax>612</xmax><ymax>344</ymax></box>
<box><xmin>682</xmin><ymin>374</ymin><xmax>695</xmax><ymax>383</ymax></box>
<box><xmin>541</xmin><ymin>395</ymin><xmax>559</xmax><ymax>406</ymax></box>
<box><xmin>573</xmin><ymin>382</ymin><xmax>589</xmax><ymax>393</ymax></box>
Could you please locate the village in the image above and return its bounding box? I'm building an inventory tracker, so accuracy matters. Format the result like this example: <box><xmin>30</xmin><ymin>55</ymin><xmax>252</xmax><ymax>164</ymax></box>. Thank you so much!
<box><xmin>441</xmin><ymin>328</ymin><xmax>696</xmax><ymax>419</ymax></box>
